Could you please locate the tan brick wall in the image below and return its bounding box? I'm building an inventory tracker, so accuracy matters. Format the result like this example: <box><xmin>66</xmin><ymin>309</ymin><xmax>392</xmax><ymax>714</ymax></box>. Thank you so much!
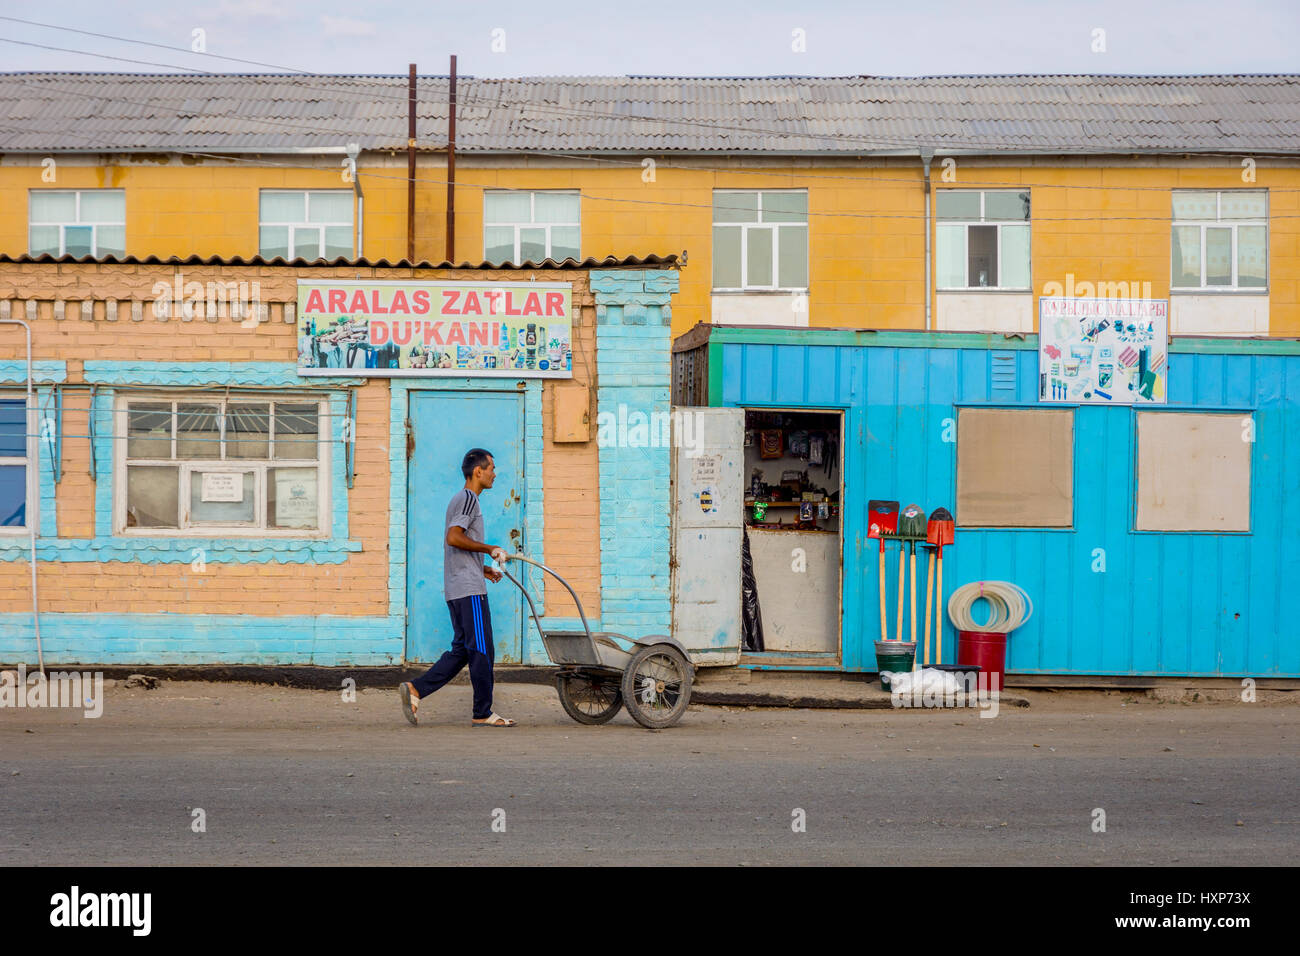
<box><xmin>0</xmin><ymin>261</ymin><xmax>610</xmax><ymax>622</ymax></box>
<box><xmin>540</xmin><ymin>285</ymin><xmax>601</xmax><ymax>619</ymax></box>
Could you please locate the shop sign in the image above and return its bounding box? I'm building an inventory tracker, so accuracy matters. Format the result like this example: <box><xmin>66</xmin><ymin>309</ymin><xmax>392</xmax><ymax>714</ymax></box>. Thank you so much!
<box><xmin>297</xmin><ymin>280</ymin><xmax>573</xmax><ymax>378</ymax></box>
<box><xmin>1038</xmin><ymin>296</ymin><xmax>1168</xmax><ymax>404</ymax></box>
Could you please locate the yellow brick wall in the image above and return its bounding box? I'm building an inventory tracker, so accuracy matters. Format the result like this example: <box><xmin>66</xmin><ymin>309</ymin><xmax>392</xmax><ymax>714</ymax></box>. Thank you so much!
<box><xmin>0</xmin><ymin>261</ymin><xmax>606</xmax><ymax>620</ymax></box>
<box><xmin>937</xmin><ymin>161</ymin><xmax>1300</xmax><ymax>336</ymax></box>
<box><xmin>2</xmin><ymin>156</ymin><xmax>1297</xmax><ymax>336</ymax></box>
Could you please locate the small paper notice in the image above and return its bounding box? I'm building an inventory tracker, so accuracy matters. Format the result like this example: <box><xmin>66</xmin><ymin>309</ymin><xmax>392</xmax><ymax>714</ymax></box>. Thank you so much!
<box><xmin>200</xmin><ymin>472</ymin><xmax>243</xmax><ymax>502</ymax></box>
<box><xmin>691</xmin><ymin>455</ymin><xmax>720</xmax><ymax>485</ymax></box>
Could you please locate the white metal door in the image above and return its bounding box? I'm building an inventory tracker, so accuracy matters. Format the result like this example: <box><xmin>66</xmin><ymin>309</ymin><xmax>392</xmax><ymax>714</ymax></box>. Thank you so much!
<box><xmin>670</xmin><ymin>406</ymin><xmax>744</xmax><ymax>665</ymax></box>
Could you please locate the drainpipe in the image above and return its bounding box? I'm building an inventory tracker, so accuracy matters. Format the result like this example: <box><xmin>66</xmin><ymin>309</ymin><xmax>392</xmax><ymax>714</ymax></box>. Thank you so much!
<box><xmin>0</xmin><ymin>318</ymin><xmax>43</xmax><ymax>676</ymax></box>
<box><xmin>346</xmin><ymin>142</ymin><xmax>363</xmax><ymax>259</ymax></box>
<box><xmin>920</xmin><ymin>148</ymin><xmax>934</xmax><ymax>331</ymax></box>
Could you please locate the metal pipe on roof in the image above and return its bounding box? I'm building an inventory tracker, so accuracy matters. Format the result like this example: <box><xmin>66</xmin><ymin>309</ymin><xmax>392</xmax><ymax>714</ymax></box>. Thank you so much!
<box><xmin>446</xmin><ymin>55</ymin><xmax>458</xmax><ymax>264</ymax></box>
<box><xmin>407</xmin><ymin>63</ymin><xmax>417</xmax><ymax>263</ymax></box>
<box><xmin>0</xmin><ymin>318</ymin><xmax>43</xmax><ymax>677</ymax></box>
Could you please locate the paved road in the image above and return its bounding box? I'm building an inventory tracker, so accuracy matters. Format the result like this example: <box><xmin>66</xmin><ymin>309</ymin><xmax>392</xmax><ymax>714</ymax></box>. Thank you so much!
<box><xmin>2</xmin><ymin>681</ymin><xmax>1297</xmax><ymax>865</ymax></box>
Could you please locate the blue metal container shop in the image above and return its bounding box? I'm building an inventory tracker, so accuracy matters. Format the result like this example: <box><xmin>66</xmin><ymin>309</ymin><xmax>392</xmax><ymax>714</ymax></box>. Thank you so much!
<box><xmin>672</xmin><ymin>325</ymin><xmax>1300</xmax><ymax>678</ymax></box>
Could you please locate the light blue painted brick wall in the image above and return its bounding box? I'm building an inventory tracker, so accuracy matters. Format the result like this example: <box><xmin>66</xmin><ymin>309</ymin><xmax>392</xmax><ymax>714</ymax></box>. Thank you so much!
<box><xmin>592</xmin><ymin>270</ymin><xmax>679</xmax><ymax>639</ymax></box>
<box><xmin>1</xmin><ymin>362</ymin><xmax>374</xmax><ymax>667</ymax></box>
<box><xmin>0</xmin><ymin>613</ymin><xmax>401</xmax><ymax>665</ymax></box>
<box><xmin>1</xmin><ymin>273</ymin><xmax>682</xmax><ymax>667</ymax></box>
<box><xmin>0</xmin><ymin>360</ymin><xmax>67</xmax><ymax>385</ymax></box>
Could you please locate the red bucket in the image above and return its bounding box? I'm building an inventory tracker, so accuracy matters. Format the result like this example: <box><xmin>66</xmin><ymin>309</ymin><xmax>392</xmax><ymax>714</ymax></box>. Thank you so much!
<box><xmin>957</xmin><ymin>630</ymin><xmax>1007</xmax><ymax>693</ymax></box>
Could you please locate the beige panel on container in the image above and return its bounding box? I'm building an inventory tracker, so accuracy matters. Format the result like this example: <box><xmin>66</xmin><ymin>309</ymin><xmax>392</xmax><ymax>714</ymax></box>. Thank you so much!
<box><xmin>957</xmin><ymin>408</ymin><xmax>1073</xmax><ymax>527</ymax></box>
<box><xmin>1136</xmin><ymin>412</ymin><xmax>1251</xmax><ymax>531</ymax></box>
<box><xmin>551</xmin><ymin>383</ymin><xmax>590</xmax><ymax>442</ymax></box>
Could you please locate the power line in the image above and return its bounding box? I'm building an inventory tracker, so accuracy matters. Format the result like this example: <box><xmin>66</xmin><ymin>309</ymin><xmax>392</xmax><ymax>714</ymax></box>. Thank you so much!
<box><xmin>0</xmin><ymin>14</ymin><xmax>321</xmax><ymax>74</ymax></box>
<box><xmin>0</xmin><ymin>35</ymin><xmax>205</xmax><ymax>73</ymax></box>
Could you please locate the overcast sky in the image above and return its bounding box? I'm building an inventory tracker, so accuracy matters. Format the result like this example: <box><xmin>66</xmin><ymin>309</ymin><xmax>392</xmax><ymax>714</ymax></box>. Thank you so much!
<box><xmin>0</xmin><ymin>0</ymin><xmax>1297</xmax><ymax>76</ymax></box>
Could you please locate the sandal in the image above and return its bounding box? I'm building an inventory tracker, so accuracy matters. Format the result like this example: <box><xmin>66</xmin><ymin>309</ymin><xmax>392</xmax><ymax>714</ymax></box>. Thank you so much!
<box><xmin>399</xmin><ymin>682</ymin><xmax>418</xmax><ymax>726</ymax></box>
<box><xmin>472</xmin><ymin>713</ymin><xmax>516</xmax><ymax>727</ymax></box>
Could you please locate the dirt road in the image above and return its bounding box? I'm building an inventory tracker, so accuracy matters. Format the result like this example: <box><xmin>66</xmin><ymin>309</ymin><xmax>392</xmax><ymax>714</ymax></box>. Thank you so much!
<box><xmin>2</xmin><ymin>680</ymin><xmax>1296</xmax><ymax>865</ymax></box>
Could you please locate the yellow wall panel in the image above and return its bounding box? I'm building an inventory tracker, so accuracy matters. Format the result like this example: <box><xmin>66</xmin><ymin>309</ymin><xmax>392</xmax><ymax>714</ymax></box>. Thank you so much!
<box><xmin>2</xmin><ymin>156</ymin><xmax>1298</xmax><ymax>336</ymax></box>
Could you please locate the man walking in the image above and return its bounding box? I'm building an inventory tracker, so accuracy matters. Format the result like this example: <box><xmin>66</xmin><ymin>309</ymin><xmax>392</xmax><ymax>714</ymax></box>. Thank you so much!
<box><xmin>398</xmin><ymin>448</ymin><xmax>517</xmax><ymax>727</ymax></box>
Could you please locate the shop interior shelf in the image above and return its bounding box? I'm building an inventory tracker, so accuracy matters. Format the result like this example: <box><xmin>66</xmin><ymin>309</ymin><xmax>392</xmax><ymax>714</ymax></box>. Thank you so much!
<box><xmin>744</xmin><ymin>501</ymin><xmax>832</xmax><ymax>508</ymax></box>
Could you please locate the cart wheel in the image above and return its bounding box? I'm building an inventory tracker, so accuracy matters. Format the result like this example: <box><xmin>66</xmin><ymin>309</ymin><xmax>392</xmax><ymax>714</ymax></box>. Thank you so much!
<box><xmin>555</xmin><ymin>673</ymin><xmax>623</xmax><ymax>725</ymax></box>
<box><xmin>621</xmin><ymin>644</ymin><xmax>693</xmax><ymax>729</ymax></box>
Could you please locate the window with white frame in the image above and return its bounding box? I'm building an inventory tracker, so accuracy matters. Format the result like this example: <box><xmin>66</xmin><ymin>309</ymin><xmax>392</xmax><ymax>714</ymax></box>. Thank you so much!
<box><xmin>259</xmin><ymin>191</ymin><xmax>354</xmax><ymax>261</ymax></box>
<box><xmin>1171</xmin><ymin>191</ymin><xmax>1267</xmax><ymax>291</ymax></box>
<box><xmin>29</xmin><ymin>189</ymin><xmax>126</xmax><ymax>258</ymax></box>
<box><xmin>118</xmin><ymin>396</ymin><xmax>327</xmax><ymax>535</ymax></box>
<box><xmin>712</xmin><ymin>190</ymin><xmax>808</xmax><ymax>291</ymax></box>
<box><xmin>0</xmin><ymin>397</ymin><xmax>36</xmax><ymax>532</ymax></box>
<box><xmin>483</xmin><ymin>191</ymin><xmax>580</xmax><ymax>263</ymax></box>
<box><xmin>936</xmin><ymin>190</ymin><xmax>1031</xmax><ymax>290</ymax></box>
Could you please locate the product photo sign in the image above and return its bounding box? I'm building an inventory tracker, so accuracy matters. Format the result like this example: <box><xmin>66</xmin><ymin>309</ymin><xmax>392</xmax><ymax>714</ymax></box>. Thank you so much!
<box><xmin>1038</xmin><ymin>296</ymin><xmax>1168</xmax><ymax>404</ymax></box>
<box><xmin>297</xmin><ymin>280</ymin><xmax>573</xmax><ymax>378</ymax></box>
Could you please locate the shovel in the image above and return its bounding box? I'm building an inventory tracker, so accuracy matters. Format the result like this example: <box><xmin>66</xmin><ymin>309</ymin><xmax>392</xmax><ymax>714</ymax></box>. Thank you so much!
<box><xmin>922</xmin><ymin>543</ymin><xmax>937</xmax><ymax>666</ymax></box>
<box><xmin>926</xmin><ymin>507</ymin><xmax>955</xmax><ymax>665</ymax></box>
<box><xmin>867</xmin><ymin>500</ymin><xmax>899</xmax><ymax>645</ymax></box>
<box><xmin>897</xmin><ymin>504</ymin><xmax>927</xmax><ymax>656</ymax></box>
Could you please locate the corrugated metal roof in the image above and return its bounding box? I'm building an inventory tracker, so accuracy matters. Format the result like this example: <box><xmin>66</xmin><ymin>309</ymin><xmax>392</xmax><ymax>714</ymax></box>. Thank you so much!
<box><xmin>0</xmin><ymin>251</ymin><xmax>680</xmax><ymax>270</ymax></box>
<box><xmin>0</xmin><ymin>73</ymin><xmax>1297</xmax><ymax>154</ymax></box>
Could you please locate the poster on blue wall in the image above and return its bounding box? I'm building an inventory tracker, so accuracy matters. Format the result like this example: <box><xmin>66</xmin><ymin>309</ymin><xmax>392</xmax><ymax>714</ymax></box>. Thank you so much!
<box><xmin>1038</xmin><ymin>296</ymin><xmax>1167</xmax><ymax>404</ymax></box>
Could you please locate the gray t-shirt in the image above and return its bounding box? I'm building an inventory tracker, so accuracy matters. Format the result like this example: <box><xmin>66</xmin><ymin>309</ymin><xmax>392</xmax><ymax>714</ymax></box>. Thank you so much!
<box><xmin>444</xmin><ymin>488</ymin><xmax>487</xmax><ymax>601</ymax></box>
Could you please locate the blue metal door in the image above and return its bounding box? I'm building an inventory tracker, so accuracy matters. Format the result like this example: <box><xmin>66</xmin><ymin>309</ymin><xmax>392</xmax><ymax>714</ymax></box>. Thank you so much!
<box><xmin>406</xmin><ymin>391</ymin><xmax>524</xmax><ymax>663</ymax></box>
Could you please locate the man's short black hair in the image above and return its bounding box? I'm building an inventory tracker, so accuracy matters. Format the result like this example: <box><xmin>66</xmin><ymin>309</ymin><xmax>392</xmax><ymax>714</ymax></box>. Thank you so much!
<box><xmin>462</xmin><ymin>448</ymin><xmax>494</xmax><ymax>478</ymax></box>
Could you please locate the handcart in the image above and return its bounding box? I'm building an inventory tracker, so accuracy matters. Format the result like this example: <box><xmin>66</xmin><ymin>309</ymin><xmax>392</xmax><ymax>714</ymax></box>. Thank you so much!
<box><xmin>498</xmin><ymin>553</ymin><xmax>694</xmax><ymax>729</ymax></box>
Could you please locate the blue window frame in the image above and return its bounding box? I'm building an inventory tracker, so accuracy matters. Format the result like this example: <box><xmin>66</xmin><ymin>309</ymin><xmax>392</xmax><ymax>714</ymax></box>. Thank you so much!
<box><xmin>0</xmin><ymin>397</ymin><xmax>34</xmax><ymax>530</ymax></box>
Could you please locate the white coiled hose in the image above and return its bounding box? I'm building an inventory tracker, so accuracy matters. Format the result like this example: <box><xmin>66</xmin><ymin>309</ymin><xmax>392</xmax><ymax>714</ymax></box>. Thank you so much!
<box><xmin>947</xmin><ymin>580</ymin><xmax>1033</xmax><ymax>633</ymax></box>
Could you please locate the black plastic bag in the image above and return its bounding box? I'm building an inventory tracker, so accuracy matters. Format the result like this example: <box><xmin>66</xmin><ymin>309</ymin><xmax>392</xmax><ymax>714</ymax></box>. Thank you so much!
<box><xmin>741</xmin><ymin>528</ymin><xmax>765</xmax><ymax>652</ymax></box>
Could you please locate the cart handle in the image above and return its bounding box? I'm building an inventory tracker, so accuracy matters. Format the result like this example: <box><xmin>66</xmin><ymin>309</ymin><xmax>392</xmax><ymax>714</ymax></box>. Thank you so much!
<box><xmin>497</xmin><ymin>552</ymin><xmax>593</xmax><ymax>643</ymax></box>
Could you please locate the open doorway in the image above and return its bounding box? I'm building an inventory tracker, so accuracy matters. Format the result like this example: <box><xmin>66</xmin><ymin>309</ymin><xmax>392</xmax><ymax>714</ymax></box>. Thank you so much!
<box><xmin>741</xmin><ymin>408</ymin><xmax>843</xmax><ymax>659</ymax></box>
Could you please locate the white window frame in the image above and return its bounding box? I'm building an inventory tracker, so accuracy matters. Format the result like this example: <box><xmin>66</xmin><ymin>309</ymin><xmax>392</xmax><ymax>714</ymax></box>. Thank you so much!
<box><xmin>1170</xmin><ymin>191</ymin><xmax>1268</xmax><ymax>293</ymax></box>
<box><xmin>28</xmin><ymin>189</ymin><xmax>126</xmax><ymax>258</ymax></box>
<box><xmin>258</xmin><ymin>189</ymin><xmax>355</xmax><ymax>261</ymax></box>
<box><xmin>712</xmin><ymin>189</ymin><xmax>809</xmax><ymax>292</ymax></box>
<box><xmin>113</xmin><ymin>393</ymin><xmax>331</xmax><ymax>538</ymax></box>
<box><xmin>935</xmin><ymin>190</ymin><xmax>1032</xmax><ymax>291</ymax></box>
<box><xmin>482</xmin><ymin>190</ymin><xmax>581</xmax><ymax>263</ymax></box>
<box><xmin>0</xmin><ymin>393</ymin><xmax>38</xmax><ymax>536</ymax></box>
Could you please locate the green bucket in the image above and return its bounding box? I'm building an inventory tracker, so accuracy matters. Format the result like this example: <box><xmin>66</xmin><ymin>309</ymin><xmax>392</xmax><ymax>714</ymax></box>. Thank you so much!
<box><xmin>875</xmin><ymin>640</ymin><xmax>917</xmax><ymax>687</ymax></box>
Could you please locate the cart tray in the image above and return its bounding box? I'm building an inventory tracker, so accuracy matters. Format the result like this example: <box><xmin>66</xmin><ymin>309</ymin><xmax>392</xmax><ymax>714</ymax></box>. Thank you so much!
<box><xmin>541</xmin><ymin>630</ymin><xmax>633</xmax><ymax>670</ymax></box>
